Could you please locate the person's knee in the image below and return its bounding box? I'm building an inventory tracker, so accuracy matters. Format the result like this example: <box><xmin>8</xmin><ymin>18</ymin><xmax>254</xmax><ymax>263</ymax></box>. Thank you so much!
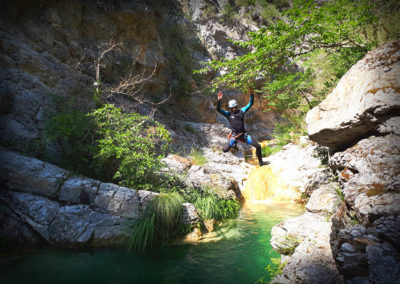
<box><xmin>223</xmin><ymin>147</ymin><xmax>230</xmax><ymax>153</ymax></box>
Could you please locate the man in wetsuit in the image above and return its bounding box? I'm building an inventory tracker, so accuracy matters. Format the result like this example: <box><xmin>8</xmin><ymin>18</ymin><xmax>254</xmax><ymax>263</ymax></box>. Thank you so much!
<box><xmin>217</xmin><ymin>91</ymin><xmax>269</xmax><ymax>166</ymax></box>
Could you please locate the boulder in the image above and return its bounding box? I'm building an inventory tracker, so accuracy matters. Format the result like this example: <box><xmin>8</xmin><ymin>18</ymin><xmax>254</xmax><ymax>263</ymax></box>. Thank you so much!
<box><xmin>271</xmin><ymin>212</ymin><xmax>332</xmax><ymax>255</ymax></box>
<box><xmin>306</xmin><ymin>183</ymin><xmax>342</xmax><ymax>214</ymax></box>
<box><xmin>306</xmin><ymin>41</ymin><xmax>400</xmax><ymax>149</ymax></box>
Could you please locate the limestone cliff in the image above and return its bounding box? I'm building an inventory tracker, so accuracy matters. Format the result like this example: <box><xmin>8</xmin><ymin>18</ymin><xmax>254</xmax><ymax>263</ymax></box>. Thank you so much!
<box><xmin>0</xmin><ymin>0</ymin><xmax>278</xmax><ymax>158</ymax></box>
<box><xmin>306</xmin><ymin>41</ymin><xmax>400</xmax><ymax>283</ymax></box>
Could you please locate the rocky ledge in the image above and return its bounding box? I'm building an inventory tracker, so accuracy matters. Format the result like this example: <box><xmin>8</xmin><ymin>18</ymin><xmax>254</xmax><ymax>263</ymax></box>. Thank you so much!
<box><xmin>0</xmin><ymin>147</ymin><xmax>198</xmax><ymax>246</ymax></box>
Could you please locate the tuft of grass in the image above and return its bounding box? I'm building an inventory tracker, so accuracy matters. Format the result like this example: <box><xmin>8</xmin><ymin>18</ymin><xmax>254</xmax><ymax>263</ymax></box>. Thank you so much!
<box><xmin>261</xmin><ymin>145</ymin><xmax>281</xmax><ymax>157</ymax></box>
<box><xmin>190</xmin><ymin>148</ymin><xmax>208</xmax><ymax>166</ymax></box>
<box><xmin>126</xmin><ymin>192</ymin><xmax>184</xmax><ymax>252</ymax></box>
<box><xmin>334</xmin><ymin>186</ymin><xmax>345</xmax><ymax>202</ymax></box>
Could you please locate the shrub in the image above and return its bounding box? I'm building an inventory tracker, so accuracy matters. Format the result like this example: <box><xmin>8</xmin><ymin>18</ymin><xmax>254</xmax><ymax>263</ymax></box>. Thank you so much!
<box><xmin>45</xmin><ymin>110</ymin><xmax>97</xmax><ymax>175</ymax></box>
<box><xmin>45</xmin><ymin>104</ymin><xmax>171</xmax><ymax>189</ymax></box>
<box><xmin>89</xmin><ymin>104</ymin><xmax>171</xmax><ymax>188</ymax></box>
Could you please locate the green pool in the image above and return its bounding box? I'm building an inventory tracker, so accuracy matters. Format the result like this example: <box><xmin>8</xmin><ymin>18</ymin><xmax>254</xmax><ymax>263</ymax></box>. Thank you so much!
<box><xmin>0</xmin><ymin>202</ymin><xmax>303</xmax><ymax>284</ymax></box>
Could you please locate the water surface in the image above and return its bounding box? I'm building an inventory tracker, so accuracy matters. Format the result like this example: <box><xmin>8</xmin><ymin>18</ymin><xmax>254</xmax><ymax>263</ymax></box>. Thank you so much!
<box><xmin>0</xmin><ymin>202</ymin><xmax>303</xmax><ymax>284</ymax></box>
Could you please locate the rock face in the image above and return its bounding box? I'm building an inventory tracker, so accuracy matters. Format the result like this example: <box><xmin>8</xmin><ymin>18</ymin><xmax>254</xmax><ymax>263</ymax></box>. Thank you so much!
<box><xmin>304</xmin><ymin>41</ymin><xmax>400</xmax><ymax>283</ymax></box>
<box><xmin>0</xmin><ymin>0</ymin><xmax>278</xmax><ymax>157</ymax></box>
<box><xmin>270</xmin><ymin>185</ymin><xmax>343</xmax><ymax>284</ymax></box>
<box><xmin>0</xmin><ymin>147</ymin><xmax>197</xmax><ymax>246</ymax></box>
<box><xmin>306</xmin><ymin>41</ymin><xmax>400</xmax><ymax>149</ymax></box>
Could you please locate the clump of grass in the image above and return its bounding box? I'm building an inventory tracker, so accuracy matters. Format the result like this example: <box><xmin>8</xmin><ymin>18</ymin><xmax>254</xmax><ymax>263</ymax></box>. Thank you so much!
<box><xmin>261</xmin><ymin>145</ymin><xmax>281</xmax><ymax>157</ymax></box>
<box><xmin>190</xmin><ymin>148</ymin><xmax>208</xmax><ymax>166</ymax></box>
<box><xmin>126</xmin><ymin>192</ymin><xmax>184</xmax><ymax>251</ymax></box>
<box><xmin>193</xmin><ymin>186</ymin><xmax>240</xmax><ymax>221</ymax></box>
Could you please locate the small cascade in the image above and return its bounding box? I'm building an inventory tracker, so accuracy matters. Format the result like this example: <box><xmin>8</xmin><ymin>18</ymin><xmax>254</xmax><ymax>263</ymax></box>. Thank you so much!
<box><xmin>243</xmin><ymin>146</ymin><xmax>301</xmax><ymax>203</ymax></box>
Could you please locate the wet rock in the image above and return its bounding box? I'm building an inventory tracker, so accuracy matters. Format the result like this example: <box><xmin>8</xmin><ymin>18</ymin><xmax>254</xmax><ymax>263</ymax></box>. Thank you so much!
<box><xmin>267</xmin><ymin>139</ymin><xmax>331</xmax><ymax>195</ymax></box>
<box><xmin>273</xmin><ymin>235</ymin><xmax>343</xmax><ymax>284</ymax></box>
<box><xmin>203</xmin><ymin>219</ymin><xmax>215</xmax><ymax>233</ymax></box>
<box><xmin>346</xmin><ymin>276</ymin><xmax>370</xmax><ymax>284</ymax></box>
<box><xmin>306</xmin><ymin>41</ymin><xmax>400</xmax><ymax>149</ymax></box>
<box><xmin>95</xmin><ymin>183</ymin><xmax>144</xmax><ymax>219</ymax></box>
<box><xmin>373</xmin><ymin>215</ymin><xmax>400</xmax><ymax>250</ymax></box>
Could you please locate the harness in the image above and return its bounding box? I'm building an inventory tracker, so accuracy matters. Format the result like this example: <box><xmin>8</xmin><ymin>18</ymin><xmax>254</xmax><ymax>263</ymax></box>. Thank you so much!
<box><xmin>228</xmin><ymin>132</ymin><xmax>248</xmax><ymax>142</ymax></box>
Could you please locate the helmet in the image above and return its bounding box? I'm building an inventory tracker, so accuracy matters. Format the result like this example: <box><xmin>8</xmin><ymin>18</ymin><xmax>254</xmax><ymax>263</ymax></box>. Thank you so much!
<box><xmin>228</xmin><ymin>99</ymin><xmax>238</xmax><ymax>108</ymax></box>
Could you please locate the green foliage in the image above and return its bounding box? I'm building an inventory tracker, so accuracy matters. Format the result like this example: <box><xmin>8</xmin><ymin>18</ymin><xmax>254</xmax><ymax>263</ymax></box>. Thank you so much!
<box><xmin>189</xmin><ymin>148</ymin><xmax>208</xmax><ymax>166</ymax></box>
<box><xmin>280</xmin><ymin>235</ymin><xmax>301</xmax><ymax>255</ymax></box>
<box><xmin>259</xmin><ymin>2</ymin><xmax>281</xmax><ymax>24</ymax></box>
<box><xmin>184</xmin><ymin>123</ymin><xmax>197</xmax><ymax>134</ymax></box>
<box><xmin>256</xmin><ymin>257</ymin><xmax>287</xmax><ymax>283</ymax></box>
<box><xmin>89</xmin><ymin>104</ymin><xmax>171</xmax><ymax>188</ymax></box>
<box><xmin>202</xmin><ymin>3</ymin><xmax>218</xmax><ymax>19</ymax></box>
<box><xmin>235</xmin><ymin>0</ymin><xmax>255</xmax><ymax>7</ymax></box>
<box><xmin>126</xmin><ymin>192</ymin><xmax>184</xmax><ymax>251</ymax></box>
<box><xmin>272</xmin><ymin>110</ymin><xmax>307</xmax><ymax>147</ymax></box>
<box><xmin>45</xmin><ymin>110</ymin><xmax>97</xmax><ymax>174</ymax></box>
<box><xmin>261</xmin><ymin>145</ymin><xmax>280</xmax><ymax>157</ymax></box>
<box><xmin>197</xmin><ymin>0</ymin><xmax>380</xmax><ymax>145</ymax></box>
<box><xmin>45</xmin><ymin>104</ymin><xmax>171</xmax><ymax>189</ymax></box>
<box><xmin>313</xmin><ymin>146</ymin><xmax>329</xmax><ymax>165</ymax></box>
<box><xmin>181</xmin><ymin>186</ymin><xmax>240</xmax><ymax>221</ymax></box>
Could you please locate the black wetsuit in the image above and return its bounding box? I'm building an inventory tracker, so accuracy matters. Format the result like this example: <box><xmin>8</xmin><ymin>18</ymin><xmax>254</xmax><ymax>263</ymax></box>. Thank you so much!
<box><xmin>217</xmin><ymin>94</ymin><xmax>265</xmax><ymax>166</ymax></box>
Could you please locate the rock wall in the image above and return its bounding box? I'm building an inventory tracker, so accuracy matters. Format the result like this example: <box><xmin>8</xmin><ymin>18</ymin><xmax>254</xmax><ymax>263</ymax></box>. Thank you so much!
<box><xmin>0</xmin><ymin>0</ymin><xmax>278</xmax><ymax>157</ymax></box>
<box><xmin>306</xmin><ymin>41</ymin><xmax>400</xmax><ymax>283</ymax></box>
<box><xmin>0</xmin><ymin>147</ymin><xmax>197</xmax><ymax>246</ymax></box>
<box><xmin>270</xmin><ymin>41</ymin><xmax>400</xmax><ymax>284</ymax></box>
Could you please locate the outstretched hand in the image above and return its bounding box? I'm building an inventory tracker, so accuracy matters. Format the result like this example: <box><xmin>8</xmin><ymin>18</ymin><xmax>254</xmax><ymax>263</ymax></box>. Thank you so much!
<box><xmin>217</xmin><ymin>91</ymin><xmax>223</xmax><ymax>101</ymax></box>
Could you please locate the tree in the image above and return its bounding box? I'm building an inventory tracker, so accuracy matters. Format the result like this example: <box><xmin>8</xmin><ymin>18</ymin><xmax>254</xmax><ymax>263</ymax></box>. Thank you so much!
<box><xmin>197</xmin><ymin>0</ymin><xmax>378</xmax><ymax>143</ymax></box>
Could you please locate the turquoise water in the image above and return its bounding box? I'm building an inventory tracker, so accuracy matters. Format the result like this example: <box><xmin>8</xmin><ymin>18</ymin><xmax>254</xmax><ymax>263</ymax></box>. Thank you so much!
<box><xmin>0</xmin><ymin>202</ymin><xmax>303</xmax><ymax>284</ymax></box>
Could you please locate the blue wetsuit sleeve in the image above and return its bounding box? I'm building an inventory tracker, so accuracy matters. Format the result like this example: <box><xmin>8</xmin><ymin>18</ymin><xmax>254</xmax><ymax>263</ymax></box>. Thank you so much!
<box><xmin>217</xmin><ymin>100</ymin><xmax>229</xmax><ymax>117</ymax></box>
<box><xmin>241</xmin><ymin>93</ymin><xmax>254</xmax><ymax>114</ymax></box>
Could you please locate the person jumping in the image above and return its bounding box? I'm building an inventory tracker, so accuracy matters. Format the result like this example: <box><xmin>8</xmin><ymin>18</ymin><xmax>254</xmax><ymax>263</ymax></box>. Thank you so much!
<box><xmin>217</xmin><ymin>91</ymin><xmax>269</xmax><ymax>166</ymax></box>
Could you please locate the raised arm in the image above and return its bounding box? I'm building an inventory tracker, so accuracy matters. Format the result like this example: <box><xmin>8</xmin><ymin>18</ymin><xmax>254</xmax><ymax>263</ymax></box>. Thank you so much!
<box><xmin>216</xmin><ymin>92</ymin><xmax>229</xmax><ymax>117</ymax></box>
<box><xmin>241</xmin><ymin>93</ymin><xmax>254</xmax><ymax>114</ymax></box>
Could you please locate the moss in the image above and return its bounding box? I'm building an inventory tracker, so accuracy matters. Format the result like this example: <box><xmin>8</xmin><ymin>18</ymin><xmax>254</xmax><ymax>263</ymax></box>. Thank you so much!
<box><xmin>278</xmin><ymin>235</ymin><xmax>301</xmax><ymax>255</ymax></box>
